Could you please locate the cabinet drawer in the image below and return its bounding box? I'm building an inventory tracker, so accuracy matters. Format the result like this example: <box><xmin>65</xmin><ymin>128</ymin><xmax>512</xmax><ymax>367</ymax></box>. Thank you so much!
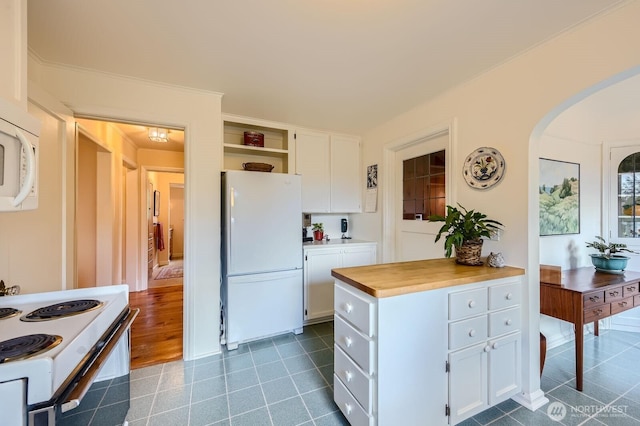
<box><xmin>334</xmin><ymin>345</ymin><xmax>373</xmax><ymax>413</ymax></box>
<box><xmin>449</xmin><ymin>315</ymin><xmax>488</xmax><ymax>350</ymax></box>
<box><xmin>623</xmin><ymin>283</ymin><xmax>639</xmax><ymax>297</ymax></box>
<box><xmin>584</xmin><ymin>304</ymin><xmax>610</xmax><ymax>323</ymax></box>
<box><xmin>488</xmin><ymin>281</ymin><xmax>520</xmax><ymax>310</ymax></box>
<box><xmin>636</xmin><ymin>294</ymin><xmax>640</xmax><ymax>307</ymax></box>
<box><xmin>449</xmin><ymin>288</ymin><xmax>487</xmax><ymax>321</ymax></box>
<box><xmin>583</xmin><ymin>291</ymin><xmax>605</xmax><ymax>308</ymax></box>
<box><xmin>488</xmin><ymin>307</ymin><xmax>520</xmax><ymax>338</ymax></box>
<box><xmin>335</xmin><ymin>283</ymin><xmax>376</xmax><ymax>336</ymax></box>
<box><xmin>611</xmin><ymin>297</ymin><xmax>634</xmax><ymax>315</ymax></box>
<box><xmin>604</xmin><ymin>286</ymin><xmax>624</xmax><ymax>303</ymax></box>
<box><xmin>335</xmin><ymin>315</ymin><xmax>375</xmax><ymax>374</ymax></box>
<box><xmin>334</xmin><ymin>374</ymin><xmax>374</xmax><ymax>426</ymax></box>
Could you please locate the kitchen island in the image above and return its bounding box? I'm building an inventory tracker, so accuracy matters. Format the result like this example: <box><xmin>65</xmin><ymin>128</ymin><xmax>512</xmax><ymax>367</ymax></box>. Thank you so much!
<box><xmin>331</xmin><ymin>258</ymin><xmax>525</xmax><ymax>425</ymax></box>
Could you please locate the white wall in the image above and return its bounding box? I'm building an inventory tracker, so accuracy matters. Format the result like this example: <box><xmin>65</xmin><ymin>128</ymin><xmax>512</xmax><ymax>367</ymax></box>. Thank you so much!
<box><xmin>353</xmin><ymin>2</ymin><xmax>640</xmax><ymax>409</ymax></box>
<box><xmin>28</xmin><ymin>59</ymin><xmax>224</xmax><ymax>360</ymax></box>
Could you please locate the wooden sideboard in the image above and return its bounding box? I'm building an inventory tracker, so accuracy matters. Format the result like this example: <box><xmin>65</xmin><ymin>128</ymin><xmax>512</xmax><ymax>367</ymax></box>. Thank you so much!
<box><xmin>540</xmin><ymin>267</ymin><xmax>640</xmax><ymax>391</ymax></box>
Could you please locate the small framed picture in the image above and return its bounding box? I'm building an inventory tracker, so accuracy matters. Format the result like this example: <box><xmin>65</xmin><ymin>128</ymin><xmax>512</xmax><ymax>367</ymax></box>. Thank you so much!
<box><xmin>367</xmin><ymin>164</ymin><xmax>378</xmax><ymax>189</ymax></box>
<box><xmin>154</xmin><ymin>190</ymin><xmax>161</xmax><ymax>216</ymax></box>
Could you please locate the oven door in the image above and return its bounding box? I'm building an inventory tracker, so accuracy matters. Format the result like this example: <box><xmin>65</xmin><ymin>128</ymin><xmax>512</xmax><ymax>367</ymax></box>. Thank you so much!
<box><xmin>28</xmin><ymin>308</ymin><xmax>138</xmax><ymax>426</ymax></box>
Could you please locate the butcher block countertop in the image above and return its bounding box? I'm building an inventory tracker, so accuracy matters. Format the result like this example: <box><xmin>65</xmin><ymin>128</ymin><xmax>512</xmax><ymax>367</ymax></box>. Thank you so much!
<box><xmin>331</xmin><ymin>258</ymin><xmax>525</xmax><ymax>298</ymax></box>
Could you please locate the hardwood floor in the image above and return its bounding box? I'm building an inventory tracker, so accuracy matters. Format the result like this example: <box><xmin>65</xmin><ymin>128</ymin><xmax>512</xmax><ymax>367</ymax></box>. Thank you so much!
<box><xmin>129</xmin><ymin>284</ymin><xmax>183</xmax><ymax>370</ymax></box>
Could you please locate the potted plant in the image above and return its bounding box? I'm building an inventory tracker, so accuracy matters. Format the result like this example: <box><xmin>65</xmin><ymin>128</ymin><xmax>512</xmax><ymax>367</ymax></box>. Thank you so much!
<box><xmin>312</xmin><ymin>223</ymin><xmax>324</xmax><ymax>241</ymax></box>
<box><xmin>428</xmin><ymin>204</ymin><xmax>504</xmax><ymax>266</ymax></box>
<box><xmin>586</xmin><ymin>236</ymin><xmax>637</xmax><ymax>272</ymax></box>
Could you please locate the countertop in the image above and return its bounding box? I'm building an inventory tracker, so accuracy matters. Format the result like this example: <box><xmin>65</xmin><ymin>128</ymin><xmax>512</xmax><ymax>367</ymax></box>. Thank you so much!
<box><xmin>331</xmin><ymin>257</ymin><xmax>525</xmax><ymax>298</ymax></box>
<box><xmin>303</xmin><ymin>239</ymin><xmax>376</xmax><ymax>249</ymax></box>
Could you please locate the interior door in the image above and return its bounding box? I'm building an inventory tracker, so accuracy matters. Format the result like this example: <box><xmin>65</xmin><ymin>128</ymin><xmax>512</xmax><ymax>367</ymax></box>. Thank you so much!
<box><xmin>394</xmin><ymin>133</ymin><xmax>449</xmax><ymax>261</ymax></box>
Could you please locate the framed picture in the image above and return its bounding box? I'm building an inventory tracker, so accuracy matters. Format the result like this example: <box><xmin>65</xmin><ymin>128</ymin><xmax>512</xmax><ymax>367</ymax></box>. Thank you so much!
<box><xmin>539</xmin><ymin>158</ymin><xmax>580</xmax><ymax>236</ymax></box>
<box><xmin>154</xmin><ymin>190</ymin><xmax>160</xmax><ymax>217</ymax></box>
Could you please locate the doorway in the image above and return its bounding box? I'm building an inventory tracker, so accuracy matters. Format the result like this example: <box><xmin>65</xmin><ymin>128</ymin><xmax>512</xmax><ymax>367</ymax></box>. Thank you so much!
<box><xmin>74</xmin><ymin>117</ymin><xmax>185</xmax><ymax>368</ymax></box>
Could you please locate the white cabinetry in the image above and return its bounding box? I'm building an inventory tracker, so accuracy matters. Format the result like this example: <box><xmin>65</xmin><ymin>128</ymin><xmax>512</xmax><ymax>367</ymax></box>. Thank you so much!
<box><xmin>223</xmin><ymin>114</ymin><xmax>293</xmax><ymax>173</ymax></box>
<box><xmin>303</xmin><ymin>242</ymin><xmax>376</xmax><ymax>322</ymax></box>
<box><xmin>296</xmin><ymin>130</ymin><xmax>361</xmax><ymax>213</ymax></box>
<box><xmin>448</xmin><ymin>279</ymin><xmax>522</xmax><ymax>425</ymax></box>
<box><xmin>333</xmin><ymin>276</ymin><xmax>522</xmax><ymax>426</ymax></box>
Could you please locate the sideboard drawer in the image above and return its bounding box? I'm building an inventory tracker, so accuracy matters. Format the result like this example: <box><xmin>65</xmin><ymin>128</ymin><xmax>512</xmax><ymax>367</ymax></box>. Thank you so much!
<box><xmin>623</xmin><ymin>283</ymin><xmax>639</xmax><ymax>297</ymax></box>
<box><xmin>584</xmin><ymin>303</ymin><xmax>611</xmax><ymax>323</ymax></box>
<box><xmin>335</xmin><ymin>283</ymin><xmax>376</xmax><ymax>336</ymax></box>
<box><xmin>449</xmin><ymin>288</ymin><xmax>487</xmax><ymax>321</ymax></box>
<box><xmin>583</xmin><ymin>291</ymin><xmax>605</xmax><ymax>308</ymax></box>
<box><xmin>488</xmin><ymin>281</ymin><xmax>520</xmax><ymax>310</ymax></box>
<box><xmin>335</xmin><ymin>345</ymin><xmax>373</xmax><ymax>413</ymax></box>
<box><xmin>335</xmin><ymin>315</ymin><xmax>375</xmax><ymax>374</ymax></box>
<box><xmin>611</xmin><ymin>297</ymin><xmax>634</xmax><ymax>315</ymax></box>
<box><xmin>488</xmin><ymin>307</ymin><xmax>520</xmax><ymax>338</ymax></box>
<box><xmin>334</xmin><ymin>374</ymin><xmax>373</xmax><ymax>426</ymax></box>
<box><xmin>449</xmin><ymin>315</ymin><xmax>487</xmax><ymax>350</ymax></box>
<box><xmin>604</xmin><ymin>286</ymin><xmax>624</xmax><ymax>303</ymax></box>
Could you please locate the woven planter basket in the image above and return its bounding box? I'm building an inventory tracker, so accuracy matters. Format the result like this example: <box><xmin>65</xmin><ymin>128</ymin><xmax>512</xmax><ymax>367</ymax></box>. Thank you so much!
<box><xmin>455</xmin><ymin>239</ymin><xmax>484</xmax><ymax>266</ymax></box>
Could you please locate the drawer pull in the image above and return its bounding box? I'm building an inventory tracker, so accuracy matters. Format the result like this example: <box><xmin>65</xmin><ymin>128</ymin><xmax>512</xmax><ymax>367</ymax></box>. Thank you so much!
<box><xmin>344</xmin><ymin>403</ymin><xmax>353</xmax><ymax>415</ymax></box>
<box><xmin>344</xmin><ymin>370</ymin><xmax>353</xmax><ymax>382</ymax></box>
<box><xmin>589</xmin><ymin>296</ymin><xmax>600</xmax><ymax>303</ymax></box>
<box><xmin>626</xmin><ymin>286</ymin><xmax>636</xmax><ymax>292</ymax></box>
<box><xmin>594</xmin><ymin>309</ymin><xmax>603</xmax><ymax>316</ymax></box>
<box><xmin>468</xmin><ymin>329</ymin><xmax>476</xmax><ymax>337</ymax></box>
<box><xmin>505</xmin><ymin>319</ymin><xmax>513</xmax><ymax>326</ymax></box>
<box><xmin>619</xmin><ymin>301</ymin><xmax>628</xmax><ymax>307</ymax></box>
<box><xmin>492</xmin><ymin>342</ymin><xmax>499</xmax><ymax>350</ymax></box>
<box><xmin>506</xmin><ymin>293</ymin><xmax>513</xmax><ymax>300</ymax></box>
<box><xmin>484</xmin><ymin>345</ymin><xmax>491</xmax><ymax>352</ymax></box>
<box><xmin>344</xmin><ymin>336</ymin><xmax>353</xmax><ymax>347</ymax></box>
<box><xmin>609</xmin><ymin>290</ymin><xmax>620</xmax><ymax>297</ymax></box>
<box><xmin>468</xmin><ymin>300</ymin><xmax>476</xmax><ymax>308</ymax></box>
<box><xmin>344</xmin><ymin>302</ymin><xmax>353</xmax><ymax>314</ymax></box>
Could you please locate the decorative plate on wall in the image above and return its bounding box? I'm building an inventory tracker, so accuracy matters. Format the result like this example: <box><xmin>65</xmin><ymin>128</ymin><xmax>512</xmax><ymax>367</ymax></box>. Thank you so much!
<box><xmin>462</xmin><ymin>147</ymin><xmax>505</xmax><ymax>189</ymax></box>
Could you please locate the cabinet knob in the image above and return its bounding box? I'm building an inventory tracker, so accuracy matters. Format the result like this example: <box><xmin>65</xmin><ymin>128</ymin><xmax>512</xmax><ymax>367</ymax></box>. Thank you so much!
<box><xmin>468</xmin><ymin>300</ymin><xmax>476</xmax><ymax>308</ymax></box>
<box><xmin>506</xmin><ymin>319</ymin><xmax>513</xmax><ymax>326</ymax></box>
<box><xmin>492</xmin><ymin>342</ymin><xmax>499</xmax><ymax>350</ymax></box>
<box><xmin>506</xmin><ymin>293</ymin><xmax>513</xmax><ymax>300</ymax></box>
<box><xmin>344</xmin><ymin>336</ymin><xmax>353</xmax><ymax>347</ymax></box>
<box><xmin>345</xmin><ymin>302</ymin><xmax>353</xmax><ymax>314</ymax></box>
<box><xmin>344</xmin><ymin>403</ymin><xmax>353</xmax><ymax>415</ymax></box>
<box><xmin>345</xmin><ymin>370</ymin><xmax>353</xmax><ymax>382</ymax></box>
<box><xmin>484</xmin><ymin>345</ymin><xmax>491</xmax><ymax>352</ymax></box>
<box><xmin>468</xmin><ymin>329</ymin><xmax>476</xmax><ymax>337</ymax></box>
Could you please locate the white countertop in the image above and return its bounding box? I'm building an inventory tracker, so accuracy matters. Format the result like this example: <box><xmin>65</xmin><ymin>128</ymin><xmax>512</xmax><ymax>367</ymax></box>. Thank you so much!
<box><xmin>303</xmin><ymin>239</ymin><xmax>376</xmax><ymax>249</ymax></box>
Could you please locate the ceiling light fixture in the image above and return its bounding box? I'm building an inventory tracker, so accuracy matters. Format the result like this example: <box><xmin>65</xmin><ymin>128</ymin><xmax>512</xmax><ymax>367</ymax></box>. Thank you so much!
<box><xmin>148</xmin><ymin>127</ymin><xmax>169</xmax><ymax>143</ymax></box>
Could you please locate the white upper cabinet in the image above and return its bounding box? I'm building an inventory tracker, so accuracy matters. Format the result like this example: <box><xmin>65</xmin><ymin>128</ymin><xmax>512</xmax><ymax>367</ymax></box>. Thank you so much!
<box><xmin>296</xmin><ymin>130</ymin><xmax>361</xmax><ymax>213</ymax></box>
<box><xmin>296</xmin><ymin>129</ymin><xmax>331</xmax><ymax>212</ymax></box>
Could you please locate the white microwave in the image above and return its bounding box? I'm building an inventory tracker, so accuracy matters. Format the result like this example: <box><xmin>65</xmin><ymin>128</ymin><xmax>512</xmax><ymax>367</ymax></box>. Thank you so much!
<box><xmin>0</xmin><ymin>97</ymin><xmax>41</xmax><ymax>211</ymax></box>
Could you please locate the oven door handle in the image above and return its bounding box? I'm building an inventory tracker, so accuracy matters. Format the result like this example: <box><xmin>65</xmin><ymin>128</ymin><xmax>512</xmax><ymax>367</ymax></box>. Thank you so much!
<box><xmin>61</xmin><ymin>307</ymin><xmax>139</xmax><ymax>413</ymax></box>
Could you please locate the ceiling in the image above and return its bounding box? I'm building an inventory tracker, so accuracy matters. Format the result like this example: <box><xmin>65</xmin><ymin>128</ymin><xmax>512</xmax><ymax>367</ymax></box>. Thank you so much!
<box><xmin>27</xmin><ymin>0</ymin><xmax>629</xmax><ymax>136</ymax></box>
<box><xmin>82</xmin><ymin>120</ymin><xmax>186</xmax><ymax>152</ymax></box>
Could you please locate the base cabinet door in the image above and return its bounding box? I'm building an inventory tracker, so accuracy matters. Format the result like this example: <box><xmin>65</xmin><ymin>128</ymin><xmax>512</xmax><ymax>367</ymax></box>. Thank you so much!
<box><xmin>342</xmin><ymin>245</ymin><xmax>376</xmax><ymax>268</ymax></box>
<box><xmin>304</xmin><ymin>249</ymin><xmax>341</xmax><ymax>320</ymax></box>
<box><xmin>488</xmin><ymin>332</ymin><xmax>521</xmax><ymax>405</ymax></box>
<box><xmin>449</xmin><ymin>342</ymin><xmax>488</xmax><ymax>425</ymax></box>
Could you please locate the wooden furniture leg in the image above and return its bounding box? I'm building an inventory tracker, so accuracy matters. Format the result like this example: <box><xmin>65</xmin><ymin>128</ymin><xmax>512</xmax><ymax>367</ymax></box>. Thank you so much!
<box><xmin>539</xmin><ymin>332</ymin><xmax>547</xmax><ymax>376</ymax></box>
<box><xmin>575</xmin><ymin>322</ymin><xmax>584</xmax><ymax>391</ymax></box>
<box><xmin>594</xmin><ymin>320</ymin><xmax>599</xmax><ymax>336</ymax></box>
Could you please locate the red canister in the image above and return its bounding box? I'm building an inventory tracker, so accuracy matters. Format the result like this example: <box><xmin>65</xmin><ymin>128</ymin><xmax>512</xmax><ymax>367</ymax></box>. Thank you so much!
<box><xmin>243</xmin><ymin>131</ymin><xmax>264</xmax><ymax>147</ymax></box>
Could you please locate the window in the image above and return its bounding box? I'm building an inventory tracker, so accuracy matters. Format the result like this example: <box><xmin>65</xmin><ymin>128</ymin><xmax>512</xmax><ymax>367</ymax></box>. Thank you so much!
<box><xmin>402</xmin><ymin>150</ymin><xmax>446</xmax><ymax>220</ymax></box>
<box><xmin>617</xmin><ymin>152</ymin><xmax>640</xmax><ymax>238</ymax></box>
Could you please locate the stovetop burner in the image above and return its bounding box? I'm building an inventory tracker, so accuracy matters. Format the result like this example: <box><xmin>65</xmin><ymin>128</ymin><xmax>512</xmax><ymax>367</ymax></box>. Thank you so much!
<box><xmin>0</xmin><ymin>334</ymin><xmax>63</xmax><ymax>363</ymax></box>
<box><xmin>20</xmin><ymin>299</ymin><xmax>103</xmax><ymax>322</ymax></box>
<box><xmin>0</xmin><ymin>307</ymin><xmax>21</xmax><ymax>320</ymax></box>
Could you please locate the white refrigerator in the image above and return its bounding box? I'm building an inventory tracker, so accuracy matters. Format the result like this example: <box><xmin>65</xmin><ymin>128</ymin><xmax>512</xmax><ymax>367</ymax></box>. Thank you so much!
<box><xmin>221</xmin><ymin>170</ymin><xmax>303</xmax><ymax>349</ymax></box>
